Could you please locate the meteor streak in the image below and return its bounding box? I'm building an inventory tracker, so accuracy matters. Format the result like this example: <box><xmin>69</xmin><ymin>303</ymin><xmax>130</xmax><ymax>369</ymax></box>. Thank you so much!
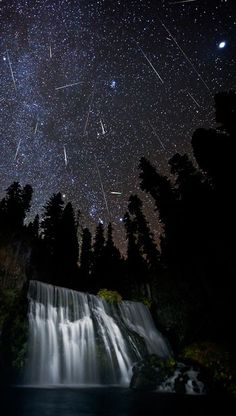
<box><xmin>63</xmin><ymin>145</ymin><xmax>68</xmax><ymax>167</ymax></box>
<box><xmin>110</xmin><ymin>191</ymin><xmax>122</xmax><ymax>196</ymax></box>
<box><xmin>94</xmin><ymin>156</ymin><xmax>111</xmax><ymax>221</ymax></box>
<box><xmin>6</xmin><ymin>50</ymin><xmax>17</xmax><ymax>91</ymax></box>
<box><xmin>14</xmin><ymin>138</ymin><xmax>22</xmax><ymax>160</ymax></box>
<box><xmin>187</xmin><ymin>91</ymin><xmax>201</xmax><ymax>108</ymax></box>
<box><xmin>169</xmin><ymin>0</ymin><xmax>197</xmax><ymax>4</ymax></box>
<box><xmin>148</xmin><ymin>121</ymin><xmax>166</xmax><ymax>151</ymax></box>
<box><xmin>159</xmin><ymin>19</ymin><xmax>210</xmax><ymax>91</ymax></box>
<box><xmin>55</xmin><ymin>81</ymin><xmax>82</xmax><ymax>90</ymax></box>
<box><xmin>49</xmin><ymin>44</ymin><xmax>52</xmax><ymax>58</ymax></box>
<box><xmin>100</xmin><ymin>119</ymin><xmax>106</xmax><ymax>135</ymax></box>
<box><xmin>134</xmin><ymin>40</ymin><xmax>164</xmax><ymax>84</ymax></box>
<box><xmin>34</xmin><ymin>121</ymin><xmax>38</xmax><ymax>134</ymax></box>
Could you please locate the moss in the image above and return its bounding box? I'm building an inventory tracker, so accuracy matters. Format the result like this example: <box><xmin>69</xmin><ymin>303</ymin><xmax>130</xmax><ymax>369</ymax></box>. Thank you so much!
<box><xmin>97</xmin><ymin>288</ymin><xmax>122</xmax><ymax>303</ymax></box>
<box><xmin>144</xmin><ymin>354</ymin><xmax>176</xmax><ymax>369</ymax></box>
<box><xmin>132</xmin><ymin>295</ymin><xmax>152</xmax><ymax>309</ymax></box>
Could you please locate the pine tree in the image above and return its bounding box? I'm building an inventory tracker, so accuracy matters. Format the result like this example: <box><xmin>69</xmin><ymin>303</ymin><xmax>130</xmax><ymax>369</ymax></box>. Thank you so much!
<box><xmin>168</xmin><ymin>153</ymin><xmax>211</xmax><ymax>250</ymax></box>
<box><xmin>58</xmin><ymin>202</ymin><xmax>79</xmax><ymax>287</ymax></box>
<box><xmin>41</xmin><ymin>192</ymin><xmax>64</xmax><ymax>251</ymax></box>
<box><xmin>215</xmin><ymin>90</ymin><xmax>236</xmax><ymax>135</ymax></box>
<box><xmin>21</xmin><ymin>184</ymin><xmax>33</xmax><ymax>215</ymax></box>
<box><xmin>0</xmin><ymin>182</ymin><xmax>33</xmax><ymax>235</ymax></box>
<box><xmin>28</xmin><ymin>214</ymin><xmax>40</xmax><ymax>239</ymax></box>
<box><xmin>92</xmin><ymin>222</ymin><xmax>105</xmax><ymax>291</ymax></box>
<box><xmin>40</xmin><ymin>192</ymin><xmax>64</xmax><ymax>285</ymax></box>
<box><xmin>139</xmin><ymin>157</ymin><xmax>176</xmax><ymax>225</ymax></box>
<box><xmin>139</xmin><ymin>157</ymin><xmax>178</xmax><ymax>267</ymax></box>
<box><xmin>123</xmin><ymin>211</ymin><xmax>147</xmax><ymax>294</ymax></box>
<box><xmin>80</xmin><ymin>227</ymin><xmax>92</xmax><ymax>290</ymax></box>
<box><xmin>128</xmin><ymin>195</ymin><xmax>160</xmax><ymax>273</ymax></box>
<box><xmin>93</xmin><ymin>222</ymin><xmax>105</xmax><ymax>260</ymax></box>
<box><xmin>192</xmin><ymin>91</ymin><xmax>236</xmax><ymax>188</ymax></box>
<box><xmin>61</xmin><ymin>203</ymin><xmax>78</xmax><ymax>263</ymax></box>
<box><xmin>102</xmin><ymin>223</ymin><xmax>123</xmax><ymax>291</ymax></box>
<box><xmin>5</xmin><ymin>182</ymin><xmax>23</xmax><ymax>231</ymax></box>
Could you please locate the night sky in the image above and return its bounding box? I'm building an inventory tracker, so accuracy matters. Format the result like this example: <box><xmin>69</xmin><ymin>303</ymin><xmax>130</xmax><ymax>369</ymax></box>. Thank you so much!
<box><xmin>0</xmin><ymin>0</ymin><xmax>236</xmax><ymax>249</ymax></box>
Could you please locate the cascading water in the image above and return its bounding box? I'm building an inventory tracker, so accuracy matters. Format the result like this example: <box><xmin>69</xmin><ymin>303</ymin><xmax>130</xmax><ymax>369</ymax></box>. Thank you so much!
<box><xmin>26</xmin><ymin>280</ymin><xmax>170</xmax><ymax>386</ymax></box>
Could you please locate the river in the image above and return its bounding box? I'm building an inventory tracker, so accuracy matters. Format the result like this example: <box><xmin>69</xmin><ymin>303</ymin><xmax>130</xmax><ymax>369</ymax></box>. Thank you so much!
<box><xmin>2</xmin><ymin>387</ymin><xmax>235</xmax><ymax>416</ymax></box>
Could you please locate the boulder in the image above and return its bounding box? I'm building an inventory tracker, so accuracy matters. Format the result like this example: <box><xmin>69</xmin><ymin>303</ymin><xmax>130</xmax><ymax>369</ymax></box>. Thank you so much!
<box><xmin>130</xmin><ymin>354</ymin><xmax>206</xmax><ymax>394</ymax></box>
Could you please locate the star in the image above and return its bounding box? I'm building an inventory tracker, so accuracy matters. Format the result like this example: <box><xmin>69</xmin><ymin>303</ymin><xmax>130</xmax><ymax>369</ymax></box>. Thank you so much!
<box><xmin>218</xmin><ymin>41</ymin><xmax>226</xmax><ymax>49</ymax></box>
<box><xmin>110</xmin><ymin>80</ymin><xmax>117</xmax><ymax>89</ymax></box>
<box><xmin>0</xmin><ymin>0</ymin><xmax>235</xmax><ymax>253</ymax></box>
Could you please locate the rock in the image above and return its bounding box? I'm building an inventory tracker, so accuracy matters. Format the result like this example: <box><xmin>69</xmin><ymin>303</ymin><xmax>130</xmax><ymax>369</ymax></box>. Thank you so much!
<box><xmin>130</xmin><ymin>354</ymin><xmax>206</xmax><ymax>394</ymax></box>
<box><xmin>130</xmin><ymin>354</ymin><xmax>176</xmax><ymax>391</ymax></box>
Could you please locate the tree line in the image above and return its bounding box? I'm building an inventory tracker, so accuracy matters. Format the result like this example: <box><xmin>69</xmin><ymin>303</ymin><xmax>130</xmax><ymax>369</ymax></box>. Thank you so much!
<box><xmin>0</xmin><ymin>90</ymin><xmax>236</xmax><ymax>348</ymax></box>
<box><xmin>0</xmin><ymin>180</ymin><xmax>162</xmax><ymax>297</ymax></box>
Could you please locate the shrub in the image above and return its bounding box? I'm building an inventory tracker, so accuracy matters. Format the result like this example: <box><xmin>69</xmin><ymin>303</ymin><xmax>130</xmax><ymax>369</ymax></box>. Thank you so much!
<box><xmin>97</xmin><ymin>288</ymin><xmax>122</xmax><ymax>303</ymax></box>
<box><xmin>133</xmin><ymin>295</ymin><xmax>152</xmax><ymax>308</ymax></box>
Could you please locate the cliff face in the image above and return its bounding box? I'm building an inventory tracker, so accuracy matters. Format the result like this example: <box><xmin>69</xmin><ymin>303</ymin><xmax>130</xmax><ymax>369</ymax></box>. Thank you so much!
<box><xmin>0</xmin><ymin>283</ymin><xmax>28</xmax><ymax>385</ymax></box>
<box><xmin>0</xmin><ymin>241</ymin><xmax>31</xmax><ymax>290</ymax></box>
<box><xmin>0</xmin><ymin>239</ymin><xmax>30</xmax><ymax>384</ymax></box>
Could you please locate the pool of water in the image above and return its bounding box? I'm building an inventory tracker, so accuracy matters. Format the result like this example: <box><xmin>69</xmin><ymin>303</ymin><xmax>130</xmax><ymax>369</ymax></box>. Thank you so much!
<box><xmin>1</xmin><ymin>387</ymin><xmax>235</xmax><ymax>416</ymax></box>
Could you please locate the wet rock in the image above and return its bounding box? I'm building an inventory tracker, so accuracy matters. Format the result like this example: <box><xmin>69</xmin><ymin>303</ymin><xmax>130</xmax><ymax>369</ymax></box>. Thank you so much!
<box><xmin>130</xmin><ymin>355</ymin><xmax>176</xmax><ymax>391</ymax></box>
<box><xmin>130</xmin><ymin>354</ymin><xmax>206</xmax><ymax>394</ymax></box>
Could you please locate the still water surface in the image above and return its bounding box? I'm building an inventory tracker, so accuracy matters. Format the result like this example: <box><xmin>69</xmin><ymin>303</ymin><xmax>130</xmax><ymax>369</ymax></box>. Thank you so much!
<box><xmin>2</xmin><ymin>387</ymin><xmax>235</xmax><ymax>416</ymax></box>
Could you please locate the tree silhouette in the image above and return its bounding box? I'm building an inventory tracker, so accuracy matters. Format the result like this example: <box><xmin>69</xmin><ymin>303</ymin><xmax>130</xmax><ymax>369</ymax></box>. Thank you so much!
<box><xmin>0</xmin><ymin>182</ymin><xmax>33</xmax><ymax>235</ymax></box>
<box><xmin>139</xmin><ymin>157</ymin><xmax>176</xmax><ymax>224</ymax></box>
<box><xmin>58</xmin><ymin>202</ymin><xmax>79</xmax><ymax>287</ymax></box>
<box><xmin>192</xmin><ymin>91</ymin><xmax>236</xmax><ymax>188</ymax></box>
<box><xmin>123</xmin><ymin>211</ymin><xmax>147</xmax><ymax>296</ymax></box>
<box><xmin>139</xmin><ymin>157</ymin><xmax>179</xmax><ymax>268</ymax></box>
<box><xmin>215</xmin><ymin>90</ymin><xmax>236</xmax><ymax>134</ymax></box>
<box><xmin>137</xmin><ymin>92</ymin><xmax>236</xmax><ymax>346</ymax></box>
<box><xmin>128</xmin><ymin>195</ymin><xmax>160</xmax><ymax>274</ymax></box>
<box><xmin>27</xmin><ymin>214</ymin><xmax>40</xmax><ymax>242</ymax></box>
<box><xmin>40</xmin><ymin>192</ymin><xmax>64</xmax><ymax>285</ymax></box>
<box><xmin>168</xmin><ymin>152</ymin><xmax>212</xmax><ymax>256</ymax></box>
<box><xmin>80</xmin><ymin>227</ymin><xmax>92</xmax><ymax>290</ymax></box>
<box><xmin>92</xmin><ymin>222</ymin><xmax>105</xmax><ymax>291</ymax></box>
<box><xmin>102</xmin><ymin>223</ymin><xmax>123</xmax><ymax>291</ymax></box>
<box><xmin>191</xmin><ymin>92</ymin><xmax>236</xmax><ymax>295</ymax></box>
<box><xmin>41</xmin><ymin>192</ymin><xmax>64</xmax><ymax>250</ymax></box>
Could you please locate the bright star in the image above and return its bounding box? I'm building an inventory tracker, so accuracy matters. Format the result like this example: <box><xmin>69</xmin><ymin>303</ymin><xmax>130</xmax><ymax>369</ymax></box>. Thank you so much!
<box><xmin>110</xmin><ymin>80</ymin><xmax>116</xmax><ymax>89</ymax></box>
<box><xmin>218</xmin><ymin>41</ymin><xmax>226</xmax><ymax>49</ymax></box>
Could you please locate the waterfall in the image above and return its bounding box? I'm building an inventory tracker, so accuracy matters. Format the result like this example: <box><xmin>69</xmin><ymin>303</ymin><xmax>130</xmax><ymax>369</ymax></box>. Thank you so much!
<box><xmin>26</xmin><ymin>280</ymin><xmax>170</xmax><ymax>385</ymax></box>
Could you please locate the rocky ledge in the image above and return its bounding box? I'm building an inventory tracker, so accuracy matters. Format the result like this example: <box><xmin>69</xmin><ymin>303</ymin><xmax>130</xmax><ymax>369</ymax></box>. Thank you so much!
<box><xmin>130</xmin><ymin>354</ymin><xmax>209</xmax><ymax>394</ymax></box>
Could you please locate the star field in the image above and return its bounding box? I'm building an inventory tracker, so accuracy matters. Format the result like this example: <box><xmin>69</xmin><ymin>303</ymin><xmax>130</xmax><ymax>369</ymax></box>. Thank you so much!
<box><xmin>0</xmin><ymin>0</ymin><xmax>236</xmax><ymax>249</ymax></box>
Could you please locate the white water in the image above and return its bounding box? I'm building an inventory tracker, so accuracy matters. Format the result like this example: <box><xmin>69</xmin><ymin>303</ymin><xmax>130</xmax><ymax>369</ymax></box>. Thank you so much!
<box><xmin>26</xmin><ymin>280</ymin><xmax>170</xmax><ymax>385</ymax></box>
<box><xmin>157</xmin><ymin>363</ymin><xmax>205</xmax><ymax>395</ymax></box>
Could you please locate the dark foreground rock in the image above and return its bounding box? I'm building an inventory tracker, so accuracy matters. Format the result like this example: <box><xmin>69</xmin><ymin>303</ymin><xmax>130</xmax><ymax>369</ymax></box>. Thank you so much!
<box><xmin>130</xmin><ymin>354</ymin><xmax>207</xmax><ymax>394</ymax></box>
